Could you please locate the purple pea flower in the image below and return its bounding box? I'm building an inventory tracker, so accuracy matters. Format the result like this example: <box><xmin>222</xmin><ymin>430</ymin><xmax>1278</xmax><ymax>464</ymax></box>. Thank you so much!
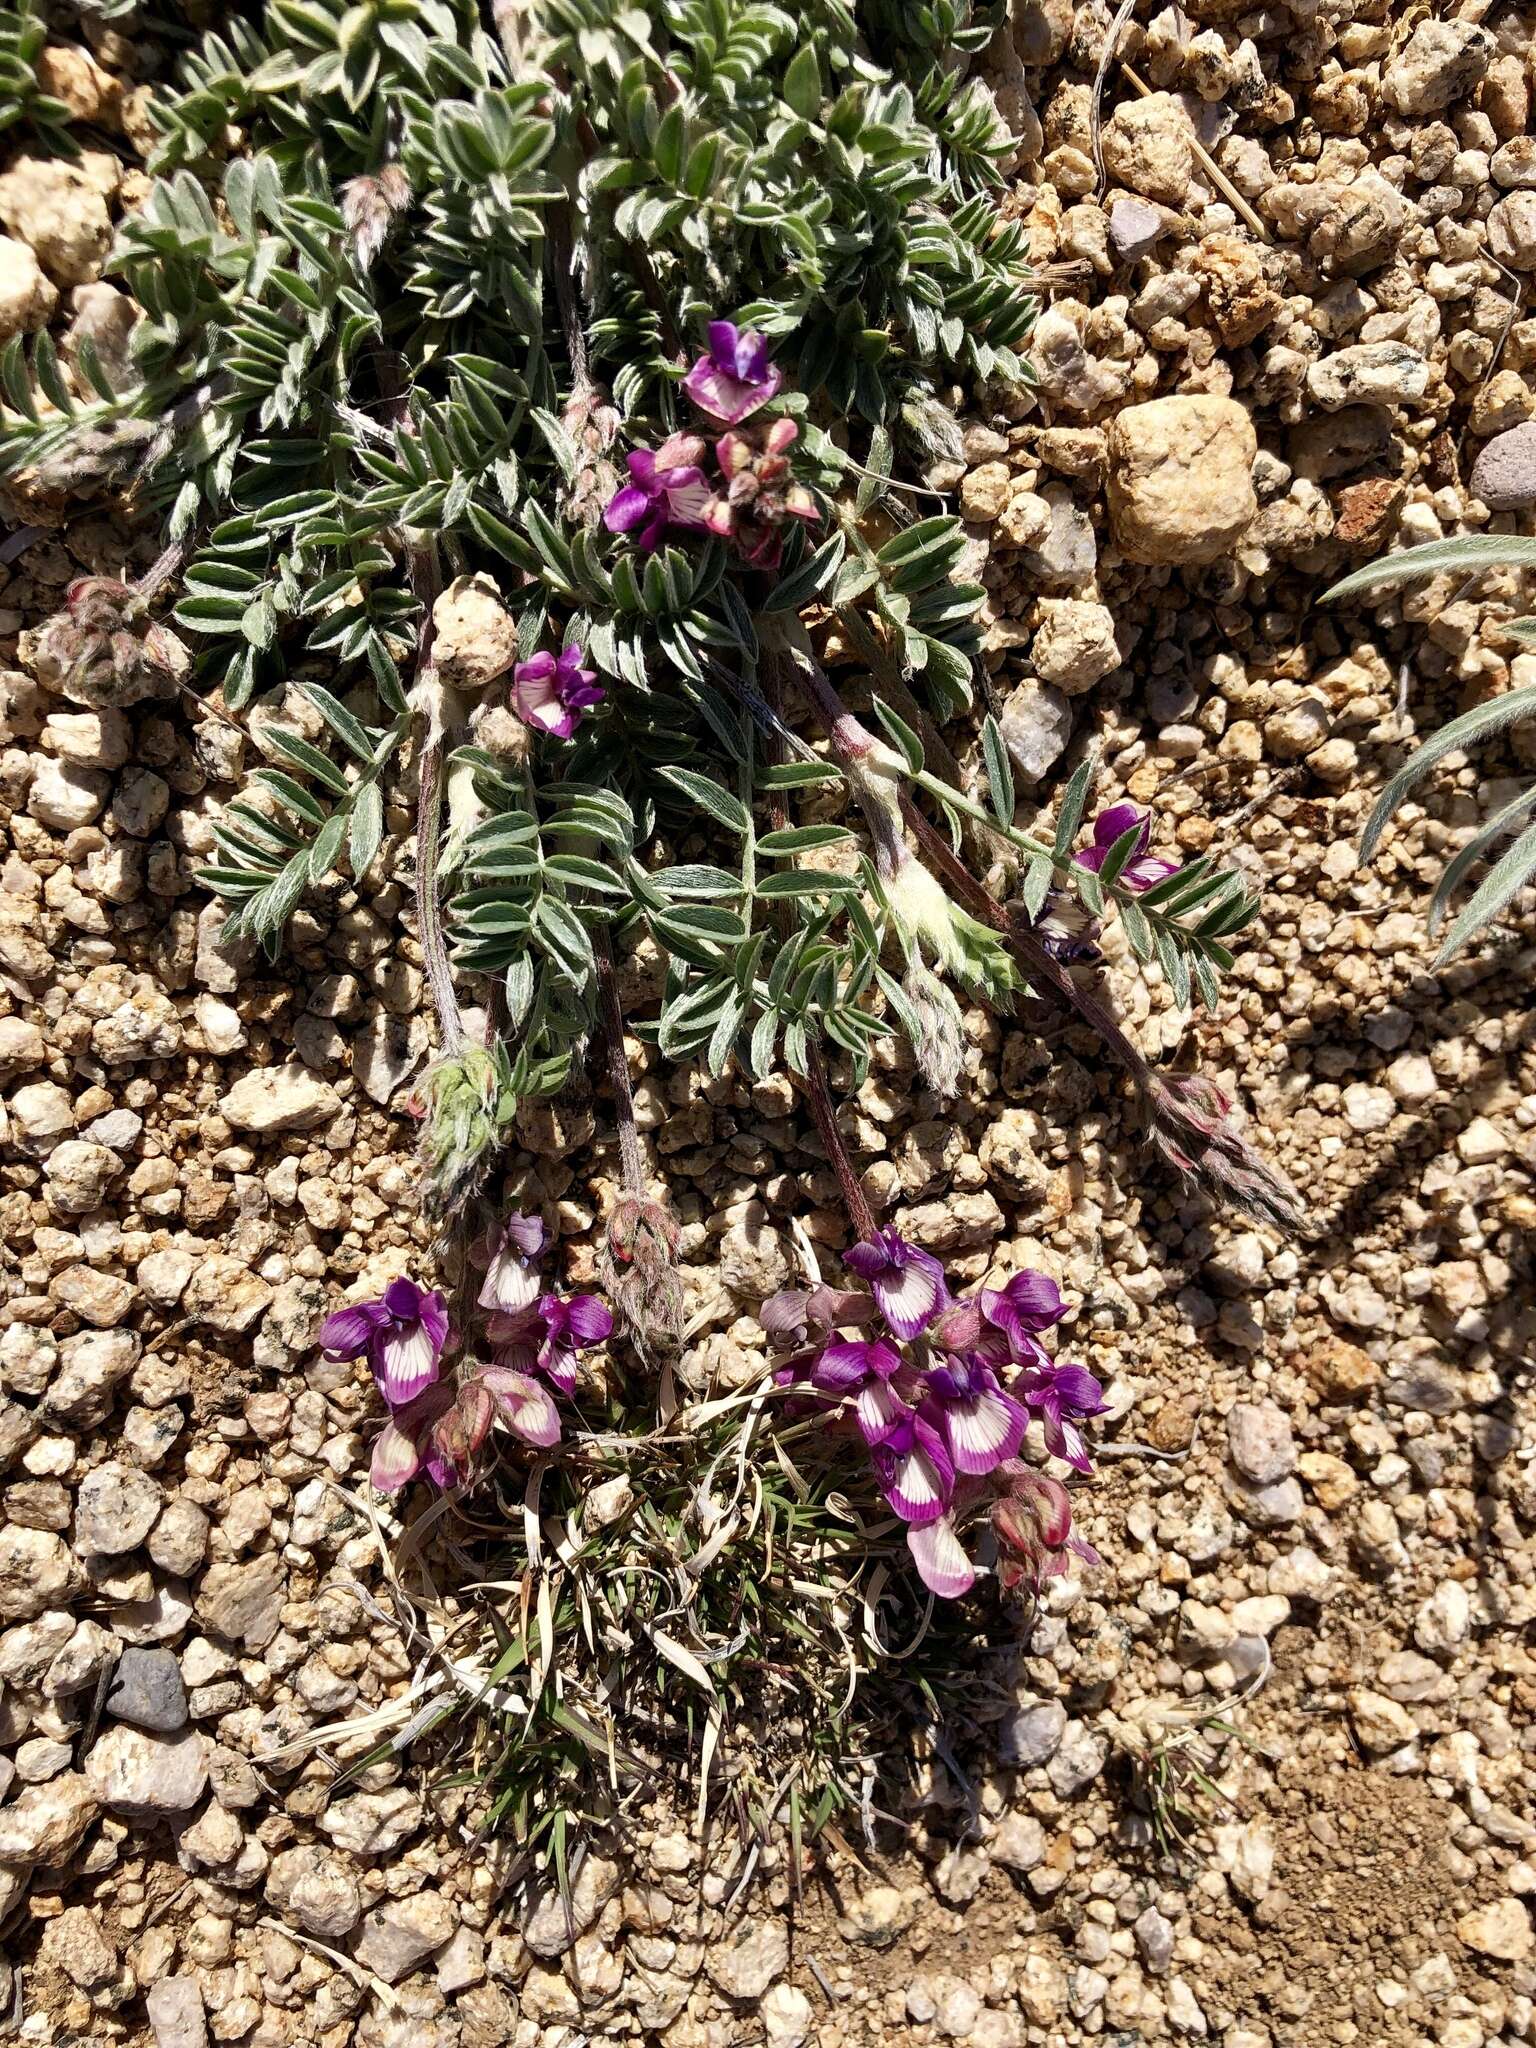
<box><xmin>1016</xmin><ymin>1360</ymin><xmax>1108</xmax><ymax>1474</ymax></box>
<box><xmin>907</xmin><ymin>1515</ymin><xmax>978</xmax><ymax>1600</ymax></box>
<box><xmin>534</xmin><ymin>1292</ymin><xmax>614</xmax><ymax>1394</ymax></box>
<box><xmin>870</xmin><ymin>1409</ymin><xmax>954</xmax><ymax>1528</ymax></box>
<box><xmin>1074</xmin><ymin>803</ymin><xmax>1179</xmax><ymax>894</ymax></box>
<box><xmin>370</xmin><ymin>1365</ymin><xmax>561</xmax><ymax>1493</ymax></box>
<box><xmin>807</xmin><ymin>1337</ymin><xmax>906</xmax><ymax>1444</ymax></box>
<box><xmin>320</xmin><ymin>1277</ymin><xmax>449</xmax><ymax>1409</ymax></box>
<box><xmin>980</xmin><ymin>1269</ymin><xmax>1067</xmax><ymax>1366</ymax></box>
<box><xmin>843</xmin><ymin>1229</ymin><xmax>948</xmax><ymax>1341</ymax></box>
<box><xmin>474</xmin><ymin>1212</ymin><xmax>547</xmax><ymax>1317</ymax></box>
<box><xmin>603</xmin><ymin>433</ymin><xmax>712</xmax><ymax>552</ymax></box>
<box><xmin>922</xmin><ymin>1358</ymin><xmax>1028</xmax><ymax>1478</ymax></box>
<box><xmin>512</xmin><ymin>644</ymin><xmax>605</xmax><ymax>740</ymax></box>
<box><xmin>682</xmin><ymin>320</ymin><xmax>783</xmax><ymax>425</ymax></box>
<box><xmin>759</xmin><ymin>1284</ymin><xmax>877</xmax><ymax>1351</ymax></box>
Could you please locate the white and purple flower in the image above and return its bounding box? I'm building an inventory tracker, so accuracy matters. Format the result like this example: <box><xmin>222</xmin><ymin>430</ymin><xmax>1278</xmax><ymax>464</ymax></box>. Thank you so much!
<box><xmin>512</xmin><ymin>644</ymin><xmax>605</xmax><ymax>739</ymax></box>
<box><xmin>681</xmin><ymin>320</ymin><xmax>783</xmax><ymax>425</ymax></box>
<box><xmin>843</xmin><ymin>1228</ymin><xmax>948</xmax><ymax>1341</ymax></box>
<box><xmin>474</xmin><ymin>1212</ymin><xmax>548</xmax><ymax>1316</ymax></box>
<box><xmin>806</xmin><ymin>1336</ymin><xmax>907</xmax><ymax>1443</ymax></box>
<box><xmin>1015</xmin><ymin>1360</ymin><xmax>1107</xmax><ymax>1474</ymax></box>
<box><xmin>980</xmin><ymin>1269</ymin><xmax>1067</xmax><ymax>1366</ymax></box>
<box><xmin>922</xmin><ymin>1357</ymin><xmax>1029</xmax><ymax>1478</ymax></box>
<box><xmin>603</xmin><ymin>434</ymin><xmax>712</xmax><ymax>552</ymax></box>
<box><xmin>907</xmin><ymin>1515</ymin><xmax>978</xmax><ymax>1600</ymax></box>
<box><xmin>490</xmin><ymin>1290</ymin><xmax>613</xmax><ymax>1395</ymax></box>
<box><xmin>870</xmin><ymin>1409</ymin><xmax>954</xmax><ymax>1528</ymax></box>
<box><xmin>1073</xmin><ymin>803</ymin><xmax>1179</xmax><ymax>894</ymax></box>
<box><xmin>320</xmin><ymin>1276</ymin><xmax>449</xmax><ymax>1409</ymax></box>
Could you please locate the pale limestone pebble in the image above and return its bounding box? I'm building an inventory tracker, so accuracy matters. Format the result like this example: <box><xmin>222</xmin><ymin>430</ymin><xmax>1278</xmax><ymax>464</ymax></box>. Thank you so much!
<box><xmin>181</xmin><ymin>1253</ymin><xmax>272</xmax><ymax>1334</ymax></box>
<box><xmin>1381</xmin><ymin>18</ymin><xmax>1492</xmax><ymax>114</ymax></box>
<box><xmin>706</xmin><ymin>1917</ymin><xmax>791</xmax><ymax>2001</ymax></box>
<box><xmin>144</xmin><ymin>1979</ymin><xmax>209</xmax><ymax>2048</ymax></box>
<box><xmin>85</xmin><ymin>1724</ymin><xmax>207</xmax><ymax>1816</ymax></box>
<box><xmin>1456</xmin><ymin>1899</ymin><xmax>1532</xmax><ymax>1962</ymax></box>
<box><xmin>1030</xmin><ymin>302</ymin><xmax>1132</xmax><ymax>415</ymax></box>
<box><xmin>0</xmin><ymin>1524</ymin><xmax>77</xmax><ymax>1620</ymax></box>
<box><xmin>1212</xmin><ymin>1818</ymin><xmax>1275</xmax><ymax>1903</ymax></box>
<box><xmin>40</xmin><ymin>1903</ymin><xmax>122</xmax><ymax>1994</ymax></box>
<box><xmin>762</xmin><ymin>1981</ymin><xmax>814</xmax><ymax>2048</ymax></box>
<box><xmin>1486</xmin><ymin>192</ymin><xmax>1536</xmax><ymax>271</ymax></box>
<box><xmin>265</xmin><ymin>1844</ymin><xmax>363</xmax><ymax>1938</ymax></box>
<box><xmin>432</xmin><ymin>572</ymin><xmax>518</xmax><ymax>687</ymax></box>
<box><xmin>220</xmin><ymin>1065</ymin><xmax>340</xmax><ymax>1133</ymax></box>
<box><xmin>0</xmin><ymin>232</ymin><xmax>58</xmax><ymax>339</ymax></box>
<box><xmin>197</xmin><ymin>1551</ymin><xmax>286</xmax><ymax>1652</ymax></box>
<box><xmin>91</xmin><ymin>985</ymin><xmax>180</xmax><ymax>1064</ymax></box>
<box><xmin>27</xmin><ymin>755</ymin><xmax>109</xmax><ymax>830</ymax></box>
<box><xmin>61</xmin><ymin>279</ymin><xmax>139</xmax><ymax>393</ymax></box>
<box><xmin>0</xmin><ymin>1771</ymin><xmax>98</xmax><ymax>1865</ymax></box>
<box><xmin>193</xmin><ymin>993</ymin><xmax>246</xmax><ymax>1055</ymax></box>
<box><xmin>960</xmin><ymin>461</ymin><xmax>1012</xmax><ymax>523</ymax></box>
<box><xmin>353</xmin><ymin>1891</ymin><xmax>457</xmax><ymax>1984</ymax></box>
<box><xmin>74</xmin><ymin>1459</ymin><xmax>164</xmax><ymax>1554</ymax></box>
<box><xmin>1348</xmin><ymin>1686</ymin><xmax>1418</xmax><ymax>1754</ymax></box>
<box><xmin>716</xmin><ymin>1205</ymin><xmax>792</xmax><ymax>1299</ymax></box>
<box><xmin>8</xmin><ymin>1077</ymin><xmax>74</xmax><ymax>1146</ymax></box>
<box><xmin>1414</xmin><ymin>1579</ymin><xmax>1471</xmax><ymax>1656</ymax></box>
<box><xmin>319</xmin><ymin>1785</ymin><xmax>423</xmax><ymax>1857</ymax></box>
<box><xmin>1226</xmin><ymin>1402</ymin><xmax>1295</xmax><ymax>1485</ymax></box>
<box><xmin>0</xmin><ymin>666</ymin><xmax>47</xmax><ymax>741</ymax></box>
<box><xmin>1099</xmin><ymin>92</ymin><xmax>1194</xmax><ymax>206</ymax></box>
<box><xmin>138</xmin><ymin>1248</ymin><xmax>196</xmax><ymax>1308</ymax></box>
<box><xmin>0</xmin><ymin>156</ymin><xmax>113</xmax><ymax>285</ymax></box>
<box><xmin>998</xmin><ymin>677</ymin><xmax>1072</xmax><ymax>782</ymax></box>
<box><xmin>991</xmin><ymin>1811</ymin><xmax>1047</xmax><ymax>1870</ymax></box>
<box><xmin>1307</xmin><ymin>342</ymin><xmax>1431</xmax><ymax>412</ymax></box>
<box><xmin>523</xmin><ymin>1852</ymin><xmax>619</xmax><ymax>1957</ymax></box>
<box><xmin>44</xmin><ymin>1136</ymin><xmax>123</xmax><ymax>1215</ymax></box>
<box><xmin>1106</xmin><ymin>396</ymin><xmax>1257</xmax><ymax>565</ymax></box>
<box><xmin>44</xmin><ymin>705</ymin><xmax>130</xmax><ymax>769</ymax></box>
<box><xmin>1029</xmin><ymin>598</ymin><xmax>1121</xmax><ymax>694</ymax></box>
<box><xmin>44</xmin><ymin>1327</ymin><xmax>139</xmax><ymax>1426</ymax></box>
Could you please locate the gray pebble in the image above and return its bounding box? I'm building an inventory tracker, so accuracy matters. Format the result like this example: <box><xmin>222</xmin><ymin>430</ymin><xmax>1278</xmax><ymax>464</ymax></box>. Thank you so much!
<box><xmin>105</xmin><ymin>1646</ymin><xmax>188</xmax><ymax>1732</ymax></box>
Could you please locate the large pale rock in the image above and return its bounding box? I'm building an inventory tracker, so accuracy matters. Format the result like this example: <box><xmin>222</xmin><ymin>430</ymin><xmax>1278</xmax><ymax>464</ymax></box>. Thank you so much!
<box><xmin>432</xmin><ymin>573</ymin><xmax>518</xmax><ymax>687</ymax></box>
<box><xmin>0</xmin><ymin>157</ymin><xmax>113</xmax><ymax>285</ymax></box>
<box><xmin>266</xmin><ymin>1845</ymin><xmax>362</xmax><ymax>1938</ymax></box>
<box><xmin>1470</xmin><ymin>421</ymin><xmax>1536</xmax><ymax>509</ymax></box>
<box><xmin>85</xmin><ymin>1724</ymin><xmax>207</xmax><ymax>1816</ymax></box>
<box><xmin>0</xmin><ymin>1526</ymin><xmax>76</xmax><ymax>1620</ymax></box>
<box><xmin>353</xmin><ymin>1893</ymin><xmax>457</xmax><ymax>1984</ymax></box>
<box><xmin>0</xmin><ymin>233</ymin><xmax>57</xmax><ymax>339</ymax></box>
<box><xmin>220</xmin><ymin>1066</ymin><xmax>339</xmax><ymax>1133</ymax></box>
<box><xmin>197</xmin><ymin>1552</ymin><xmax>286</xmax><ymax>1651</ymax></box>
<box><xmin>1030</xmin><ymin>599</ymin><xmax>1121</xmax><ymax>694</ymax></box>
<box><xmin>1100</xmin><ymin>93</ymin><xmax>1194</xmax><ymax>205</ymax></box>
<box><xmin>74</xmin><ymin>1461</ymin><xmax>164</xmax><ymax>1554</ymax></box>
<box><xmin>1107</xmin><ymin>396</ymin><xmax>1257</xmax><ymax>565</ymax></box>
<box><xmin>0</xmin><ymin>1773</ymin><xmax>97</xmax><ymax>1865</ymax></box>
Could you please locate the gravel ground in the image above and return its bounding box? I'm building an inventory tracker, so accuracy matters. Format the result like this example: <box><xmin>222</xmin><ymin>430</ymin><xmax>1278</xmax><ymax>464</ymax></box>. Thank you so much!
<box><xmin>1</xmin><ymin>4</ymin><xmax>1535</xmax><ymax>2046</ymax></box>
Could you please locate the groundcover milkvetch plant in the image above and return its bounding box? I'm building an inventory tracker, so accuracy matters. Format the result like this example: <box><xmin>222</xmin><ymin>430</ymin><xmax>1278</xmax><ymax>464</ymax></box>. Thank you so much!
<box><xmin>1</xmin><ymin>0</ymin><xmax>1305</xmax><ymax>1854</ymax></box>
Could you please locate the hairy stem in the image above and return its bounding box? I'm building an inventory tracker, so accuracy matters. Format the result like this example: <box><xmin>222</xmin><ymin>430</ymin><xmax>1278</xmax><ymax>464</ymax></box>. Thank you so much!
<box><xmin>898</xmin><ymin>792</ymin><xmax>1154</xmax><ymax>1088</ymax></box>
<box><xmin>803</xmin><ymin>1042</ymin><xmax>876</xmax><ymax>1244</ymax></box>
<box><xmin>593</xmin><ymin>928</ymin><xmax>647</xmax><ymax>1200</ymax></box>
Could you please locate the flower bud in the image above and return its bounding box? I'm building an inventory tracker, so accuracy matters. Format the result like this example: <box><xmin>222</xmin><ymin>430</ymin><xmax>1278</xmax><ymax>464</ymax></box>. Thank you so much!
<box><xmin>599</xmin><ymin>1193</ymin><xmax>685</xmax><ymax>1356</ymax></box>
<box><xmin>26</xmin><ymin>577</ymin><xmax>189</xmax><ymax>711</ymax></box>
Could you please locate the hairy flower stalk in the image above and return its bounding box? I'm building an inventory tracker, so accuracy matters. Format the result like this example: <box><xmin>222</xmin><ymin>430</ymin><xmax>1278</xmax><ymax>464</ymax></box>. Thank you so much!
<box><xmin>899</xmin><ymin>795</ymin><xmax>1306</xmax><ymax>1235</ymax></box>
<box><xmin>593</xmin><ymin>931</ymin><xmax>684</xmax><ymax>1353</ymax></box>
<box><xmin>802</xmin><ymin>1041</ymin><xmax>877</xmax><ymax>1244</ymax></box>
<box><xmin>418</xmin><ymin>1042</ymin><xmax>520</xmax><ymax>1220</ymax></box>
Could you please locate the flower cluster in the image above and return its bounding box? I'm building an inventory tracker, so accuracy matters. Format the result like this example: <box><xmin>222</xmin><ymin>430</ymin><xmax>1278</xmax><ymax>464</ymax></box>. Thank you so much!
<box><xmin>761</xmin><ymin>1238</ymin><xmax>1104</xmax><ymax>1601</ymax></box>
<box><xmin>318</xmin><ymin>1218</ymin><xmax>612</xmax><ymax>1494</ymax></box>
<box><xmin>1032</xmin><ymin>803</ymin><xmax>1180</xmax><ymax>964</ymax></box>
<box><xmin>603</xmin><ymin>325</ymin><xmax>819</xmax><ymax>571</ymax></box>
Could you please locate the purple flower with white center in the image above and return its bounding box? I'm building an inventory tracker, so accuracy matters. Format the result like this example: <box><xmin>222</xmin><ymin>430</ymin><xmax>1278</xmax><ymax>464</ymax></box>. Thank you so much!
<box><xmin>682</xmin><ymin>320</ymin><xmax>783</xmax><ymax>425</ymax></box>
<box><xmin>808</xmin><ymin>1337</ymin><xmax>907</xmax><ymax>1444</ymax></box>
<box><xmin>320</xmin><ymin>1277</ymin><xmax>449</xmax><ymax>1409</ymax></box>
<box><xmin>907</xmin><ymin>1515</ymin><xmax>978</xmax><ymax>1600</ymax></box>
<box><xmin>1073</xmin><ymin>803</ymin><xmax>1179</xmax><ymax>894</ymax></box>
<box><xmin>922</xmin><ymin>1358</ymin><xmax>1028</xmax><ymax>1478</ymax></box>
<box><xmin>534</xmin><ymin>1291</ymin><xmax>614</xmax><ymax>1394</ymax></box>
<box><xmin>843</xmin><ymin>1229</ymin><xmax>947</xmax><ymax>1341</ymax></box>
<box><xmin>870</xmin><ymin>1409</ymin><xmax>954</xmax><ymax>1527</ymax></box>
<box><xmin>1015</xmin><ymin>1360</ymin><xmax>1107</xmax><ymax>1474</ymax></box>
<box><xmin>512</xmin><ymin>644</ymin><xmax>605</xmax><ymax>740</ymax></box>
<box><xmin>980</xmin><ymin>1269</ymin><xmax>1066</xmax><ymax>1366</ymax></box>
<box><xmin>474</xmin><ymin>1212</ymin><xmax>547</xmax><ymax>1317</ymax></box>
<box><xmin>603</xmin><ymin>433</ymin><xmax>712</xmax><ymax>552</ymax></box>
